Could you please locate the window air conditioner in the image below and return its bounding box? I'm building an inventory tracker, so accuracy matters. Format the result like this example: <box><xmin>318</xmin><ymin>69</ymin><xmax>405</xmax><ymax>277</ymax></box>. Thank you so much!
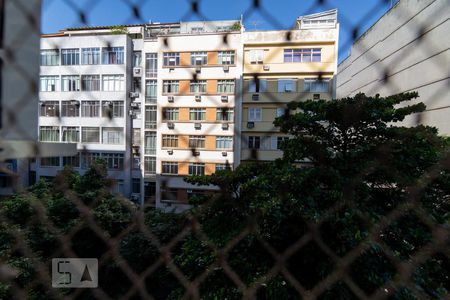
<box><xmin>195</xmin><ymin>95</ymin><xmax>201</xmax><ymax>102</ymax></box>
<box><xmin>167</xmin><ymin>122</ymin><xmax>175</xmax><ymax>129</ymax></box>
<box><xmin>221</xmin><ymin>95</ymin><xmax>228</xmax><ymax>102</ymax></box>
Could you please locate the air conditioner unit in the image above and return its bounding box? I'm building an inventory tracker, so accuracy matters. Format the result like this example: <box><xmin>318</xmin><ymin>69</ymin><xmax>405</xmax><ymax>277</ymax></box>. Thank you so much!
<box><xmin>187</xmin><ymin>189</ymin><xmax>193</xmax><ymax>193</ymax></box>
<box><xmin>104</xmin><ymin>101</ymin><xmax>112</xmax><ymax>106</ymax></box>
<box><xmin>313</xmin><ymin>93</ymin><xmax>320</xmax><ymax>100</ymax></box>
<box><xmin>130</xmin><ymin>193</ymin><xmax>140</xmax><ymax>202</ymax></box>
<box><xmin>128</xmin><ymin>109</ymin><xmax>135</xmax><ymax>117</ymax></box>
<box><xmin>195</xmin><ymin>66</ymin><xmax>201</xmax><ymax>73</ymax></box>
<box><xmin>168</xmin><ymin>96</ymin><xmax>175</xmax><ymax>103</ymax></box>
<box><xmin>263</xmin><ymin>65</ymin><xmax>270</xmax><ymax>71</ymax></box>
<box><xmin>222</xmin><ymin>151</ymin><xmax>227</xmax><ymax>157</ymax></box>
<box><xmin>129</xmin><ymin>92</ymin><xmax>140</xmax><ymax>98</ymax></box>
<box><xmin>70</xmin><ymin>100</ymin><xmax>80</xmax><ymax>106</ymax></box>
<box><xmin>247</xmin><ymin>122</ymin><xmax>255</xmax><ymax>129</ymax></box>
<box><xmin>167</xmin><ymin>122</ymin><xmax>175</xmax><ymax>129</ymax></box>
<box><xmin>223</xmin><ymin>66</ymin><xmax>230</xmax><ymax>72</ymax></box>
<box><xmin>39</xmin><ymin>101</ymin><xmax>44</xmax><ymax>106</ymax></box>
<box><xmin>221</xmin><ymin>95</ymin><xmax>228</xmax><ymax>102</ymax></box>
<box><xmin>133</xmin><ymin>67</ymin><xmax>142</xmax><ymax>77</ymax></box>
<box><xmin>195</xmin><ymin>95</ymin><xmax>201</xmax><ymax>102</ymax></box>
<box><xmin>167</xmin><ymin>149</ymin><xmax>173</xmax><ymax>155</ymax></box>
<box><xmin>130</xmin><ymin>102</ymin><xmax>140</xmax><ymax>109</ymax></box>
<box><xmin>194</xmin><ymin>123</ymin><xmax>201</xmax><ymax>130</ymax></box>
<box><xmin>193</xmin><ymin>151</ymin><xmax>200</xmax><ymax>156</ymax></box>
<box><xmin>252</xmin><ymin>94</ymin><xmax>259</xmax><ymax>101</ymax></box>
<box><xmin>222</xmin><ymin>123</ymin><xmax>229</xmax><ymax>130</ymax></box>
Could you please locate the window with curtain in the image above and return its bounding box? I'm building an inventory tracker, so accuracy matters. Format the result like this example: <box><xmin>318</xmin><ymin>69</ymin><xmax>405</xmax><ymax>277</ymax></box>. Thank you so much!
<box><xmin>145</xmin><ymin>80</ymin><xmax>157</xmax><ymax>103</ymax></box>
<box><xmin>102</xmin><ymin>47</ymin><xmax>124</xmax><ymax>64</ymax></box>
<box><xmin>81</xmin><ymin>127</ymin><xmax>100</xmax><ymax>143</ymax></box>
<box><xmin>39</xmin><ymin>126</ymin><xmax>59</xmax><ymax>142</ymax></box>
<box><xmin>40</xmin><ymin>76</ymin><xmax>59</xmax><ymax>92</ymax></box>
<box><xmin>81</xmin><ymin>101</ymin><xmax>100</xmax><ymax>117</ymax></box>
<box><xmin>102</xmin><ymin>127</ymin><xmax>124</xmax><ymax>144</ymax></box>
<box><xmin>102</xmin><ymin>75</ymin><xmax>125</xmax><ymax>91</ymax></box>
<box><xmin>81</xmin><ymin>75</ymin><xmax>101</xmax><ymax>91</ymax></box>
<box><xmin>61</xmin><ymin>49</ymin><xmax>80</xmax><ymax>65</ymax></box>
<box><xmin>81</xmin><ymin>48</ymin><xmax>100</xmax><ymax>65</ymax></box>
<box><xmin>61</xmin><ymin>75</ymin><xmax>80</xmax><ymax>92</ymax></box>
<box><xmin>145</xmin><ymin>132</ymin><xmax>157</xmax><ymax>155</ymax></box>
<box><xmin>40</xmin><ymin>50</ymin><xmax>59</xmax><ymax>66</ymax></box>
<box><xmin>62</xmin><ymin>127</ymin><xmax>80</xmax><ymax>142</ymax></box>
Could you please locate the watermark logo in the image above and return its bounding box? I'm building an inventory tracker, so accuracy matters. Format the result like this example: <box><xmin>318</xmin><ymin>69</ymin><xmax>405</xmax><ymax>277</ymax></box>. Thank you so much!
<box><xmin>52</xmin><ymin>258</ymin><xmax>98</xmax><ymax>288</ymax></box>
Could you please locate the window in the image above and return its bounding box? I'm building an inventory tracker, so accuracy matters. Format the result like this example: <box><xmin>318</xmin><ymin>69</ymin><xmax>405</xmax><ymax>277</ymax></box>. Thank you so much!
<box><xmin>81</xmin><ymin>127</ymin><xmax>100</xmax><ymax>143</ymax></box>
<box><xmin>248</xmin><ymin>79</ymin><xmax>267</xmax><ymax>92</ymax></box>
<box><xmin>163</xmin><ymin>80</ymin><xmax>179</xmax><ymax>93</ymax></box>
<box><xmin>216</xmin><ymin>163</ymin><xmax>231</xmax><ymax>172</ymax></box>
<box><xmin>133</xmin><ymin>128</ymin><xmax>141</xmax><ymax>146</ymax></box>
<box><xmin>274</xmin><ymin>136</ymin><xmax>289</xmax><ymax>150</ymax></box>
<box><xmin>189</xmin><ymin>136</ymin><xmax>205</xmax><ymax>149</ymax></box>
<box><xmin>102</xmin><ymin>127</ymin><xmax>124</xmax><ymax>145</ymax></box>
<box><xmin>133</xmin><ymin>51</ymin><xmax>142</xmax><ymax>67</ymax></box>
<box><xmin>161</xmin><ymin>188</ymin><xmax>178</xmax><ymax>201</ymax></box>
<box><xmin>81</xmin><ymin>101</ymin><xmax>100</xmax><ymax>117</ymax></box>
<box><xmin>189</xmin><ymin>108</ymin><xmax>206</xmax><ymax>121</ymax></box>
<box><xmin>162</xmin><ymin>162</ymin><xmax>178</xmax><ymax>175</ymax></box>
<box><xmin>62</xmin><ymin>127</ymin><xmax>80</xmax><ymax>142</ymax></box>
<box><xmin>81</xmin><ymin>48</ymin><xmax>100</xmax><ymax>65</ymax></box>
<box><xmin>144</xmin><ymin>157</ymin><xmax>156</xmax><ymax>175</ymax></box>
<box><xmin>304</xmin><ymin>78</ymin><xmax>330</xmax><ymax>92</ymax></box>
<box><xmin>145</xmin><ymin>53</ymin><xmax>158</xmax><ymax>77</ymax></box>
<box><xmin>189</xmin><ymin>80</ymin><xmax>207</xmax><ymax>93</ymax></box>
<box><xmin>102</xmin><ymin>47</ymin><xmax>124</xmax><ymax>64</ymax></box>
<box><xmin>145</xmin><ymin>132</ymin><xmax>156</xmax><ymax>155</ymax></box>
<box><xmin>218</xmin><ymin>51</ymin><xmax>235</xmax><ymax>65</ymax></box>
<box><xmin>216</xmin><ymin>136</ymin><xmax>233</xmax><ymax>149</ymax></box>
<box><xmin>249</xmin><ymin>49</ymin><xmax>264</xmax><ymax>64</ymax></box>
<box><xmin>132</xmin><ymin>178</ymin><xmax>141</xmax><ymax>194</ymax></box>
<box><xmin>40</xmin><ymin>50</ymin><xmax>59</xmax><ymax>66</ymax></box>
<box><xmin>163</xmin><ymin>52</ymin><xmax>180</xmax><ymax>66</ymax></box>
<box><xmin>81</xmin><ymin>75</ymin><xmax>101</xmax><ymax>91</ymax></box>
<box><xmin>61</xmin><ymin>75</ymin><xmax>80</xmax><ymax>92</ymax></box>
<box><xmin>217</xmin><ymin>80</ymin><xmax>235</xmax><ymax>93</ymax></box>
<box><xmin>248</xmin><ymin>108</ymin><xmax>262</xmax><ymax>121</ymax></box>
<box><xmin>40</xmin><ymin>126</ymin><xmax>59</xmax><ymax>142</ymax></box>
<box><xmin>276</xmin><ymin>107</ymin><xmax>286</xmax><ymax>118</ymax></box>
<box><xmin>63</xmin><ymin>154</ymin><xmax>80</xmax><ymax>168</ymax></box>
<box><xmin>190</xmin><ymin>52</ymin><xmax>208</xmax><ymax>65</ymax></box>
<box><xmin>102</xmin><ymin>75</ymin><xmax>125</xmax><ymax>91</ymax></box>
<box><xmin>102</xmin><ymin>101</ymin><xmax>124</xmax><ymax>118</ymax></box>
<box><xmin>162</xmin><ymin>135</ymin><xmax>178</xmax><ymax>148</ymax></box>
<box><xmin>191</xmin><ymin>27</ymin><xmax>204</xmax><ymax>33</ymax></box>
<box><xmin>162</xmin><ymin>108</ymin><xmax>179</xmax><ymax>121</ymax></box>
<box><xmin>40</xmin><ymin>157</ymin><xmax>60</xmax><ymax>167</ymax></box>
<box><xmin>278</xmin><ymin>79</ymin><xmax>296</xmax><ymax>92</ymax></box>
<box><xmin>61</xmin><ymin>49</ymin><xmax>80</xmax><ymax>65</ymax></box>
<box><xmin>61</xmin><ymin>101</ymin><xmax>80</xmax><ymax>117</ymax></box>
<box><xmin>145</xmin><ymin>106</ymin><xmax>157</xmax><ymax>129</ymax></box>
<box><xmin>133</xmin><ymin>154</ymin><xmax>140</xmax><ymax>170</ymax></box>
<box><xmin>81</xmin><ymin>152</ymin><xmax>101</xmax><ymax>169</ymax></box>
<box><xmin>145</xmin><ymin>80</ymin><xmax>157</xmax><ymax>103</ymax></box>
<box><xmin>216</xmin><ymin>108</ymin><xmax>234</xmax><ymax>121</ymax></box>
<box><xmin>188</xmin><ymin>163</ymin><xmax>205</xmax><ymax>175</ymax></box>
<box><xmin>284</xmin><ymin>48</ymin><xmax>321</xmax><ymax>63</ymax></box>
<box><xmin>248</xmin><ymin>136</ymin><xmax>261</xmax><ymax>149</ymax></box>
<box><xmin>40</xmin><ymin>76</ymin><xmax>59</xmax><ymax>92</ymax></box>
<box><xmin>102</xmin><ymin>153</ymin><xmax>124</xmax><ymax>170</ymax></box>
<box><xmin>40</xmin><ymin>101</ymin><xmax>59</xmax><ymax>117</ymax></box>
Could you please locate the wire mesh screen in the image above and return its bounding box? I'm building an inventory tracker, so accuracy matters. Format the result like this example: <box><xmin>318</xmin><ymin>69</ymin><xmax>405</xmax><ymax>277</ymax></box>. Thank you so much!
<box><xmin>0</xmin><ymin>0</ymin><xmax>449</xmax><ymax>299</ymax></box>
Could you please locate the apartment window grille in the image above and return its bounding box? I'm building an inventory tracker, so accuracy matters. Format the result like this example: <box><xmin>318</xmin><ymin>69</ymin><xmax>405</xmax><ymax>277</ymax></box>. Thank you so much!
<box><xmin>217</xmin><ymin>80</ymin><xmax>235</xmax><ymax>93</ymax></box>
<box><xmin>249</xmin><ymin>49</ymin><xmax>264</xmax><ymax>64</ymax></box>
<box><xmin>132</xmin><ymin>178</ymin><xmax>141</xmax><ymax>193</ymax></box>
<box><xmin>145</xmin><ymin>53</ymin><xmax>158</xmax><ymax>77</ymax></box>
<box><xmin>102</xmin><ymin>47</ymin><xmax>124</xmax><ymax>64</ymax></box>
<box><xmin>62</xmin><ymin>127</ymin><xmax>80</xmax><ymax>142</ymax></box>
<box><xmin>61</xmin><ymin>49</ymin><xmax>80</xmax><ymax>65</ymax></box>
<box><xmin>61</xmin><ymin>101</ymin><xmax>79</xmax><ymax>117</ymax></box>
<box><xmin>81</xmin><ymin>127</ymin><xmax>100</xmax><ymax>143</ymax></box>
<box><xmin>145</xmin><ymin>106</ymin><xmax>157</xmax><ymax>129</ymax></box>
<box><xmin>190</xmin><ymin>52</ymin><xmax>208</xmax><ymax>65</ymax></box>
<box><xmin>278</xmin><ymin>79</ymin><xmax>297</xmax><ymax>93</ymax></box>
<box><xmin>40</xmin><ymin>101</ymin><xmax>59</xmax><ymax>117</ymax></box>
<box><xmin>144</xmin><ymin>157</ymin><xmax>156</xmax><ymax>175</ymax></box>
<box><xmin>145</xmin><ymin>80</ymin><xmax>157</xmax><ymax>103</ymax></box>
<box><xmin>61</xmin><ymin>75</ymin><xmax>80</xmax><ymax>92</ymax></box>
<box><xmin>304</xmin><ymin>78</ymin><xmax>330</xmax><ymax>92</ymax></box>
<box><xmin>248</xmin><ymin>108</ymin><xmax>262</xmax><ymax>122</ymax></box>
<box><xmin>189</xmin><ymin>135</ymin><xmax>205</xmax><ymax>149</ymax></box>
<box><xmin>163</xmin><ymin>52</ymin><xmax>180</xmax><ymax>66</ymax></box>
<box><xmin>162</xmin><ymin>108</ymin><xmax>179</xmax><ymax>121</ymax></box>
<box><xmin>102</xmin><ymin>75</ymin><xmax>125</xmax><ymax>91</ymax></box>
<box><xmin>248</xmin><ymin>79</ymin><xmax>267</xmax><ymax>92</ymax></box>
<box><xmin>248</xmin><ymin>136</ymin><xmax>261</xmax><ymax>149</ymax></box>
<box><xmin>63</xmin><ymin>154</ymin><xmax>80</xmax><ymax>168</ymax></box>
<box><xmin>133</xmin><ymin>128</ymin><xmax>141</xmax><ymax>146</ymax></box>
<box><xmin>189</xmin><ymin>108</ymin><xmax>206</xmax><ymax>121</ymax></box>
<box><xmin>162</xmin><ymin>162</ymin><xmax>178</xmax><ymax>175</ymax></box>
<box><xmin>133</xmin><ymin>154</ymin><xmax>140</xmax><ymax>170</ymax></box>
<box><xmin>218</xmin><ymin>51</ymin><xmax>235</xmax><ymax>65</ymax></box>
<box><xmin>81</xmin><ymin>101</ymin><xmax>100</xmax><ymax>117</ymax></box>
<box><xmin>81</xmin><ymin>75</ymin><xmax>101</xmax><ymax>91</ymax></box>
<box><xmin>102</xmin><ymin>153</ymin><xmax>124</xmax><ymax>170</ymax></box>
<box><xmin>39</xmin><ymin>126</ymin><xmax>60</xmax><ymax>142</ymax></box>
<box><xmin>163</xmin><ymin>80</ymin><xmax>179</xmax><ymax>93</ymax></box>
<box><xmin>216</xmin><ymin>136</ymin><xmax>233</xmax><ymax>149</ymax></box>
<box><xmin>162</xmin><ymin>135</ymin><xmax>178</xmax><ymax>148</ymax></box>
<box><xmin>133</xmin><ymin>51</ymin><xmax>142</xmax><ymax>67</ymax></box>
<box><xmin>40</xmin><ymin>50</ymin><xmax>59</xmax><ymax>66</ymax></box>
<box><xmin>102</xmin><ymin>101</ymin><xmax>124</xmax><ymax>118</ymax></box>
<box><xmin>189</xmin><ymin>80</ymin><xmax>207</xmax><ymax>93</ymax></box>
<box><xmin>284</xmin><ymin>48</ymin><xmax>321</xmax><ymax>63</ymax></box>
<box><xmin>191</xmin><ymin>27</ymin><xmax>204</xmax><ymax>33</ymax></box>
<box><xmin>102</xmin><ymin>127</ymin><xmax>124</xmax><ymax>145</ymax></box>
<box><xmin>145</xmin><ymin>132</ymin><xmax>157</xmax><ymax>155</ymax></box>
<box><xmin>188</xmin><ymin>163</ymin><xmax>205</xmax><ymax>175</ymax></box>
<box><xmin>40</xmin><ymin>157</ymin><xmax>60</xmax><ymax>167</ymax></box>
<box><xmin>81</xmin><ymin>48</ymin><xmax>100</xmax><ymax>65</ymax></box>
<box><xmin>216</xmin><ymin>108</ymin><xmax>234</xmax><ymax>121</ymax></box>
<box><xmin>81</xmin><ymin>152</ymin><xmax>101</xmax><ymax>169</ymax></box>
<box><xmin>40</xmin><ymin>76</ymin><xmax>59</xmax><ymax>92</ymax></box>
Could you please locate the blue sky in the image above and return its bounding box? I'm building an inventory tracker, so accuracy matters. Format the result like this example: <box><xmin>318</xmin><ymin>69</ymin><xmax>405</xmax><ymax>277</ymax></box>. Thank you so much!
<box><xmin>42</xmin><ymin>0</ymin><xmax>397</xmax><ymax>63</ymax></box>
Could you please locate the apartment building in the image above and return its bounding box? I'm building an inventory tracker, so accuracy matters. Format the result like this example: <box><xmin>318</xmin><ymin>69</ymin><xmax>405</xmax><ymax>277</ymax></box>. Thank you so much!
<box><xmin>241</xmin><ymin>10</ymin><xmax>339</xmax><ymax>162</ymax></box>
<box><xmin>337</xmin><ymin>0</ymin><xmax>450</xmax><ymax>135</ymax></box>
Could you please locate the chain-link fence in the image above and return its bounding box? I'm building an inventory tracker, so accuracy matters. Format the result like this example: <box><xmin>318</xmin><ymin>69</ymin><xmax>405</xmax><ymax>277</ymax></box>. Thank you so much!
<box><xmin>0</xmin><ymin>0</ymin><xmax>449</xmax><ymax>299</ymax></box>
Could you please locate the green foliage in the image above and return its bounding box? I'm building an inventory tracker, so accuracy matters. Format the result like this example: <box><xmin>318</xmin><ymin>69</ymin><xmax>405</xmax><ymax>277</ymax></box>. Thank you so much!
<box><xmin>110</xmin><ymin>25</ymin><xmax>128</xmax><ymax>35</ymax></box>
<box><xmin>230</xmin><ymin>22</ymin><xmax>241</xmax><ymax>31</ymax></box>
